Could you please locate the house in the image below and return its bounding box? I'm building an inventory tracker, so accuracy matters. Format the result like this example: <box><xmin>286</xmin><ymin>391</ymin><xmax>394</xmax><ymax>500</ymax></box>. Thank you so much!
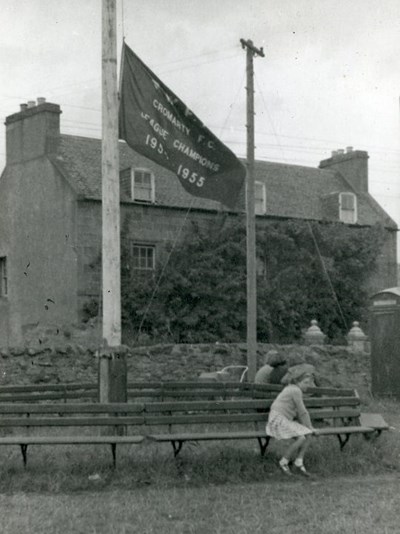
<box><xmin>0</xmin><ymin>99</ymin><xmax>397</xmax><ymax>347</ymax></box>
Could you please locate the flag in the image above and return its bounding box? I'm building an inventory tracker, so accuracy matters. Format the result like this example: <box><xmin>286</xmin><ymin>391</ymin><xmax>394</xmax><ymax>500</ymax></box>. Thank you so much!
<box><xmin>118</xmin><ymin>42</ymin><xmax>245</xmax><ymax>209</ymax></box>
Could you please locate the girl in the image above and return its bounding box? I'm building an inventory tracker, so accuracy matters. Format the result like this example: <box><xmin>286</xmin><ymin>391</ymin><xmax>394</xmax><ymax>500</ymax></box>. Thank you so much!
<box><xmin>266</xmin><ymin>371</ymin><xmax>315</xmax><ymax>476</ymax></box>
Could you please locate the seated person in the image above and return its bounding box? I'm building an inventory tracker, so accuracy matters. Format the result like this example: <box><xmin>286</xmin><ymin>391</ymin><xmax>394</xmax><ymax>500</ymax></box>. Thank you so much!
<box><xmin>255</xmin><ymin>350</ymin><xmax>287</xmax><ymax>385</ymax></box>
<box><xmin>254</xmin><ymin>362</ymin><xmax>273</xmax><ymax>384</ymax></box>
<box><xmin>268</xmin><ymin>351</ymin><xmax>289</xmax><ymax>384</ymax></box>
<box><xmin>282</xmin><ymin>363</ymin><xmax>318</xmax><ymax>386</ymax></box>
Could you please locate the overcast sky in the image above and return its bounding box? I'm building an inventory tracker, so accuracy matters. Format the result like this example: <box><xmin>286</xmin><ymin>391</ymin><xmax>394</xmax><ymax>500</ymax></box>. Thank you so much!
<box><xmin>1</xmin><ymin>0</ymin><xmax>399</xmax><ymax>260</ymax></box>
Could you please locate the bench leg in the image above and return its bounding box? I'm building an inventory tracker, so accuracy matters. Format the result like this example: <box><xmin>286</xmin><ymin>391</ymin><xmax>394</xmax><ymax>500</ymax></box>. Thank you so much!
<box><xmin>171</xmin><ymin>440</ymin><xmax>183</xmax><ymax>457</ymax></box>
<box><xmin>257</xmin><ymin>436</ymin><xmax>270</xmax><ymax>457</ymax></box>
<box><xmin>363</xmin><ymin>429</ymin><xmax>382</xmax><ymax>442</ymax></box>
<box><xmin>337</xmin><ymin>434</ymin><xmax>350</xmax><ymax>450</ymax></box>
<box><xmin>111</xmin><ymin>444</ymin><xmax>116</xmax><ymax>468</ymax></box>
<box><xmin>20</xmin><ymin>444</ymin><xmax>28</xmax><ymax>467</ymax></box>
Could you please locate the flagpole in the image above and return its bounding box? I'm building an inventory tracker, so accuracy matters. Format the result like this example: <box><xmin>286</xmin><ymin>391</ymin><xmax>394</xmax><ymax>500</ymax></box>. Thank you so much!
<box><xmin>240</xmin><ymin>39</ymin><xmax>264</xmax><ymax>382</ymax></box>
<box><xmin>99</xmin><ymin>0</ymin><xmax>126</xmax><ymax>403</ymax></box>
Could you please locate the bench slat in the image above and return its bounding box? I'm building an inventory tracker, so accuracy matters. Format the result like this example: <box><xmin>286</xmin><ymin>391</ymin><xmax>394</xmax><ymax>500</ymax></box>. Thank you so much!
<box><xmin>144</xmin><ymin>408</ymin><xmax>360</xmax><ymax>426</ymax></box>
<box><xmin>145</xmin><ymin>413</ymin><xmax>268</xmax><ymax>425</ymax></box>
<box><xmin>0</xmin><ymin>403</ymin><xmax>145</xmax><ymax>414</ymax></box>
<box><xmin>144</xmin><ymin>399</ymin><xmax>272</xmax><ymax>412</ymax></box>
<box><xmin>0</xmin><ymin>416</ymin><xmax>145</xmax><ymax>426</ymax></box>
<box><xmin>0</xmin><ymin>392</ymin><xmax>97</xmax><ymax>403</ymax></box>
<box><xmin>314</xmin><ymin>426</ymin><xmax>374</xmax><ymax>436</ymax></box>
<box><xmin>149</xmin><ymin>425</ymin><xmax>376</xmax><ymax>443</ymax></box>
<box><xmin>0</xmin><ymin>383</ymin><xmax>97</xmax><ymax>394</ymax></box>
<box><xmin>0</xmin><ymin>435</ymin><xmax>145</xmax><ymax>445</ymax></box>
<box><xmin>149</xmin><ymin>430</ymin><xmax>268</xmax><ymax>442</ymax></box>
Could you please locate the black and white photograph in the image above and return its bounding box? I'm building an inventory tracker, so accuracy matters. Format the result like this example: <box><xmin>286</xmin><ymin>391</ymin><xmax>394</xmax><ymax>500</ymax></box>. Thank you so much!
<box><xmin>0</xmin><ymin>1</ymin><xmax>399</xmax><ymax>532</ymax></box>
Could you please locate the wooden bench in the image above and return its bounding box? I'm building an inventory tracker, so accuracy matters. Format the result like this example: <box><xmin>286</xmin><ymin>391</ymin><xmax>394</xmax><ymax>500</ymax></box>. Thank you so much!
<box><xmin>0</xmin><ymin>390</ymin><xmax>389</xmax><ymax>466</ymax></box>
<box><xmin>0</xmin><ymin>403</ymin><xmax>146</xmax><ymax>467</ymax></box>
<box><xmin>146</xmin><ymin>390</ymin><xmax>389</xmax><ymax>456</ymax></box>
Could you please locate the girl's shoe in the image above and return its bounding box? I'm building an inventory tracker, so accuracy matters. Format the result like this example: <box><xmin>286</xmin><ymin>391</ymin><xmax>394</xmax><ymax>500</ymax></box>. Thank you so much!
<box><xmin>292</xmin><ymin>464</ymin><xmax>311</xmax><ymax>477</ymax></box>
<box><xmin>278</xmin><ymin>462</ymin><xmax>292</xmax><ymax>475</ymax></box>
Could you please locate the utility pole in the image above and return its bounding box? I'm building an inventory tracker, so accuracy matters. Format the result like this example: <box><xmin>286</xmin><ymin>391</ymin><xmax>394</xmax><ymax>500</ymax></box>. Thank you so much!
<box><xmin>240</xmin><ymin>38</ymin><xmax>265</xmax><ymax>382</ymax></box>
<box><xmin>99</xmin><ymin>0</ymin><xmax>127</xmax><ymax>403</ymax></box>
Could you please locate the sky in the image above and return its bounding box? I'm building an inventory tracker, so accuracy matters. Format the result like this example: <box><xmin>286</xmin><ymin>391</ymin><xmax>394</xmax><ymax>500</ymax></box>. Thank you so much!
<box><xmin>1</xmin><ymin>0</ymin><xmax>399</xmax><ymax>260</ymax></box>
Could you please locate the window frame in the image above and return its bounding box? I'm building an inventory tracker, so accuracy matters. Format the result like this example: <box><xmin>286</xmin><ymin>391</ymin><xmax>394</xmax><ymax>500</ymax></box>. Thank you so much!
<box><xmin>131</xmin><ymin>168</ymin><xmax>155</xmax><ymax>203</ymax></box>
<box><xmin>131</xmin><ymin>243</ymin><xmax>156</xmax><ymax>272</ymax></box>
<box><xmin>339</xmin><ymin>192</ymin><xmax>357</xmax><ymax>223</ymax></box>
<box><xmin>0</xmin><ymin>257</ymin><xmax>8</xmax><ymax>297</ymax></box>
<box><xmin>254</xmin><ymin>181</ymin><xmax>266</xmax><ymax>215</ymax></box>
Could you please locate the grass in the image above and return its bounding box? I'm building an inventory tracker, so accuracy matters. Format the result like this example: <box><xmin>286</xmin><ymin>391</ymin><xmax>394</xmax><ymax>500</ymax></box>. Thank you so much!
<box><xmin>0</xmin><ymin>396</ymin><xmax>400</xmax><ymax>533</ymax></box>
<box><xmin>1</xmin><ymin>475</ymin><xmax>400</xmax><ymax>533</ymax></box>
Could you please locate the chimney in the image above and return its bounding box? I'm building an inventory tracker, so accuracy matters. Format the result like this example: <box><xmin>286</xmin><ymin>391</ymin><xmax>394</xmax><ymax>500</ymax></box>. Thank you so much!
<box><xmin>319</xmin><ymin>147</ymin><xmax>369</xmax><ymax>192</ymax></box>
<box><xmin>5</xmin><ymin>99</ymin><xmax>61</xmax><ymax>164</ymax></box>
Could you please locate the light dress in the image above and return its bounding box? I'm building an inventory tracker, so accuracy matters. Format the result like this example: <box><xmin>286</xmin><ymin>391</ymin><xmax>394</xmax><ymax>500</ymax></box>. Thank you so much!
<box><xmin>266</xmin><ymin>384</ymin><xmax>313</xmax><ymax>440</ymax></box>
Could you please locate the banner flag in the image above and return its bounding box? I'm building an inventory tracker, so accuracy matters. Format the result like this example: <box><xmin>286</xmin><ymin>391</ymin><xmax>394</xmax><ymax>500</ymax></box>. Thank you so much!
<box><xmin>119</xmin><ymin>43</ymin><xmax>246</xmax><ymax>209</ymax></box>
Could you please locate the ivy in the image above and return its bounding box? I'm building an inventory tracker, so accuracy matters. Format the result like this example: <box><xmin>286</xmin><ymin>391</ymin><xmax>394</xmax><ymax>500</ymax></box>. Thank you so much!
<box><xmin>119</xmin><ymin>216</ymin><xmax>386</xmax><ymax>343</ymax></box>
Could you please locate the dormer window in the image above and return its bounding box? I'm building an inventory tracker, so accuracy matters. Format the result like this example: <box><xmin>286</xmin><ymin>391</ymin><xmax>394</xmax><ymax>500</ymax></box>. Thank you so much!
<box><xmin>339</xmin><ymin>192</ymin><xmax>357</xmax><ymax>223</ymax></box>
<box><xmin>121</xmin><ymin>168</ymin><xmax>155</xmax><ymax>202</ymax></box>
<box><xmin>255</xmin><ymin>181</ymin><xmax>266</xmax><ymax>215</ymax></box>
<box><xmin>132</xmin><ymin>169</ymin><xmax>155</xmax><ymax>203</ymax></box>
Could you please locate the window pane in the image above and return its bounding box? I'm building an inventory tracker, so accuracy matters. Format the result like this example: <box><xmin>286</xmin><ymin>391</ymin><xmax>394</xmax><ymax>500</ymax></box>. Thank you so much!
<box><xmin>135</xmin><ymin>171</ymin><xmax>151</xmax><ymax>185</ymax></box>
<box><xmin>132</xmin><ymin>245</ymin><xmax>155</xmax><ymax>271</ymax></box>
<box><xmin>133</xmin><ymin>170</ymin><xmax>153</xmax><ymax>202</ymax></box>
<box><xmin>340</xmin><ymin>193</ymin><xmax>356</xmax><ymax>223</ymax></box>
<box><xmin>341</xmin><ymin>193</ymin><xmax>355</xmax><ymax>210</ymax></box>
<box><xmin>146</xmin><ymin>248</ymin><xmax>154</xmax><ymax>268</ymax></box>
<box><xmin>0</xmin><ymin>257</ymin><xmax>7</xmax><ymax>297</ymax></box>
<box><xmin>135</xmin><ymin>186</ymin><xmax>152</xmax><ymax>202</ymax></box>
<box><xmin>254</xmin><ymin>182</ymin><xmax>265</xmax><ymax>214</ymax></box>
<box><xmin>255</xmin><ymin>183</ymin><xmax>264</xmax><ymax>201</ymax></box>
<box><xmin>340</xmin><ymin>210</ymin><xmax>356</xmax><ymax>224</ymax></box>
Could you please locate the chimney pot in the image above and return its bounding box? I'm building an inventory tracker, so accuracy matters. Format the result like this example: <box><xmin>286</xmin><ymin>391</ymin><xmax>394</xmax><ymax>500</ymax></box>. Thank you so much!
<box><xmin>331</xmin><ymin>150</ymin><xmax>338</xmax><ymax>157</ymax></box>
<box><xmin>337</xmin><ymin>149</ymin><xmax>345</xmax><ymax>155</ymax></box>
<box><xmin>346</xmin><ymin>146</ymin><xmax>353</xmax><ymax>153</ymax></box>
<box><xmin>20</xmin><ymin>103</ymin><xmax>28</xmax><ymax>112</ymax></box>
<box><xmin>37</xmin><ymin>97</ymin><xmax>46</xmax><ymax>105</ymax></box>
<box><xmin>27</xmin><ymin>100</ymin><xmax>36</xmax><ymax>109</ymax></box>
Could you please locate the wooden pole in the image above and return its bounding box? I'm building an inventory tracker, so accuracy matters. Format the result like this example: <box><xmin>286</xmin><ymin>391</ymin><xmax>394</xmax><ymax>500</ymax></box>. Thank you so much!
<box><xmin>240</xmin><ymin>38</ymin><xmax>264</xmax><ymax>382</ymax></box>
<box><xmin>99</xmin><ymin>0</ymin><xmax>125</xmax><ymax>403</ymax></box>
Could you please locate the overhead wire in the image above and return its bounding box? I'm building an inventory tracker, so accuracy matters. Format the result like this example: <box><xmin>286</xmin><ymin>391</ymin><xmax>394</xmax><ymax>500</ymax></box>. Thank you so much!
<box><xmin>255</xmin><ymin>72</ymin><xmax>349</xmax><ymax>332</ymax></box>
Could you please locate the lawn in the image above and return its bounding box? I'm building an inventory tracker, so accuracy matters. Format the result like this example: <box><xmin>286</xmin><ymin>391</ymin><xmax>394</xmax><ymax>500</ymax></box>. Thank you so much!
<box><xmin>1</xmin><ymin>474</ymin><xmax>400</xmax><ymax>533</ymax></box>
<box><xmin>0</xmin><ymin>396</ymin><xmax>399</xmax><ymax>533</ymax></box>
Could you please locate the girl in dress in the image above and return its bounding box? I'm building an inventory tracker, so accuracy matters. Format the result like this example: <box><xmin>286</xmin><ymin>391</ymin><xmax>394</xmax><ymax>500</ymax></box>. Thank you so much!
<box><xmin>266</xmin><ymin>371</ymin><xmax>315</xmax><ymax>476</ymax></box>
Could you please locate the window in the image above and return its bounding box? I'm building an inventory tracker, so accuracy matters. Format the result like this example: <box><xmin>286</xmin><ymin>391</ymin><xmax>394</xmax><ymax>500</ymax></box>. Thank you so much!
<box><xmin>132</xmin><ymin>244</ymin><xmax>155</xmax><ymax>272</ymax></box>
<box><xmin>339</xmin><ymin>192</ymin><xmax>357</xmax><ymax>223</ymax></box>
<box><xmin>255</xmin><ymin>181</ymin><xmax>266</xmax><ymax>215</ymax></box>
<box><xmin>132</xmin><ymin>169</ymin><xmax>155</xmax><ymax>203</ymax></box>
<box><xmin>0</xmin><ymin>257</ymin><xmax>7</xmax><ymax>297</ymax></box>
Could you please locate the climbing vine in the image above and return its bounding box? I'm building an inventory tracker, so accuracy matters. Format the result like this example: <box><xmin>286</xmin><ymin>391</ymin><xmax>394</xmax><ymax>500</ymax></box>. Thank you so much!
<box><xmin>115</xmin><ymin>217</ymin><xmax>386</xmax><ymax>343</ymax></box>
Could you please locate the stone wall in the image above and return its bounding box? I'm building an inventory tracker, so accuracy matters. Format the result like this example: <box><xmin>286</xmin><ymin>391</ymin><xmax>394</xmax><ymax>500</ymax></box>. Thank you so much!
<box><xmin>0</xmin><ymin>336</ymin><xmax>371</xmax><ymax>397</ymax></box>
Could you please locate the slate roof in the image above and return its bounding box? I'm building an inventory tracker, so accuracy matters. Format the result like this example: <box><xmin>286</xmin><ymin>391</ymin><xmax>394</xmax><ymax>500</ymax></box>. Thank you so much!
<box><xmin>49</xmin><ymin>133</ymin><xmax>397</xmax><ymax>229</ymax></box>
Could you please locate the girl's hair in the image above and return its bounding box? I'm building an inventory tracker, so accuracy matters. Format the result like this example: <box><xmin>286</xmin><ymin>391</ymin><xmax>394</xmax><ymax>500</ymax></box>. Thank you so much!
<box><xmin>289</xmin><ymin>372</ymin><xmax>313</xmax><ymax>385</ymax></box>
